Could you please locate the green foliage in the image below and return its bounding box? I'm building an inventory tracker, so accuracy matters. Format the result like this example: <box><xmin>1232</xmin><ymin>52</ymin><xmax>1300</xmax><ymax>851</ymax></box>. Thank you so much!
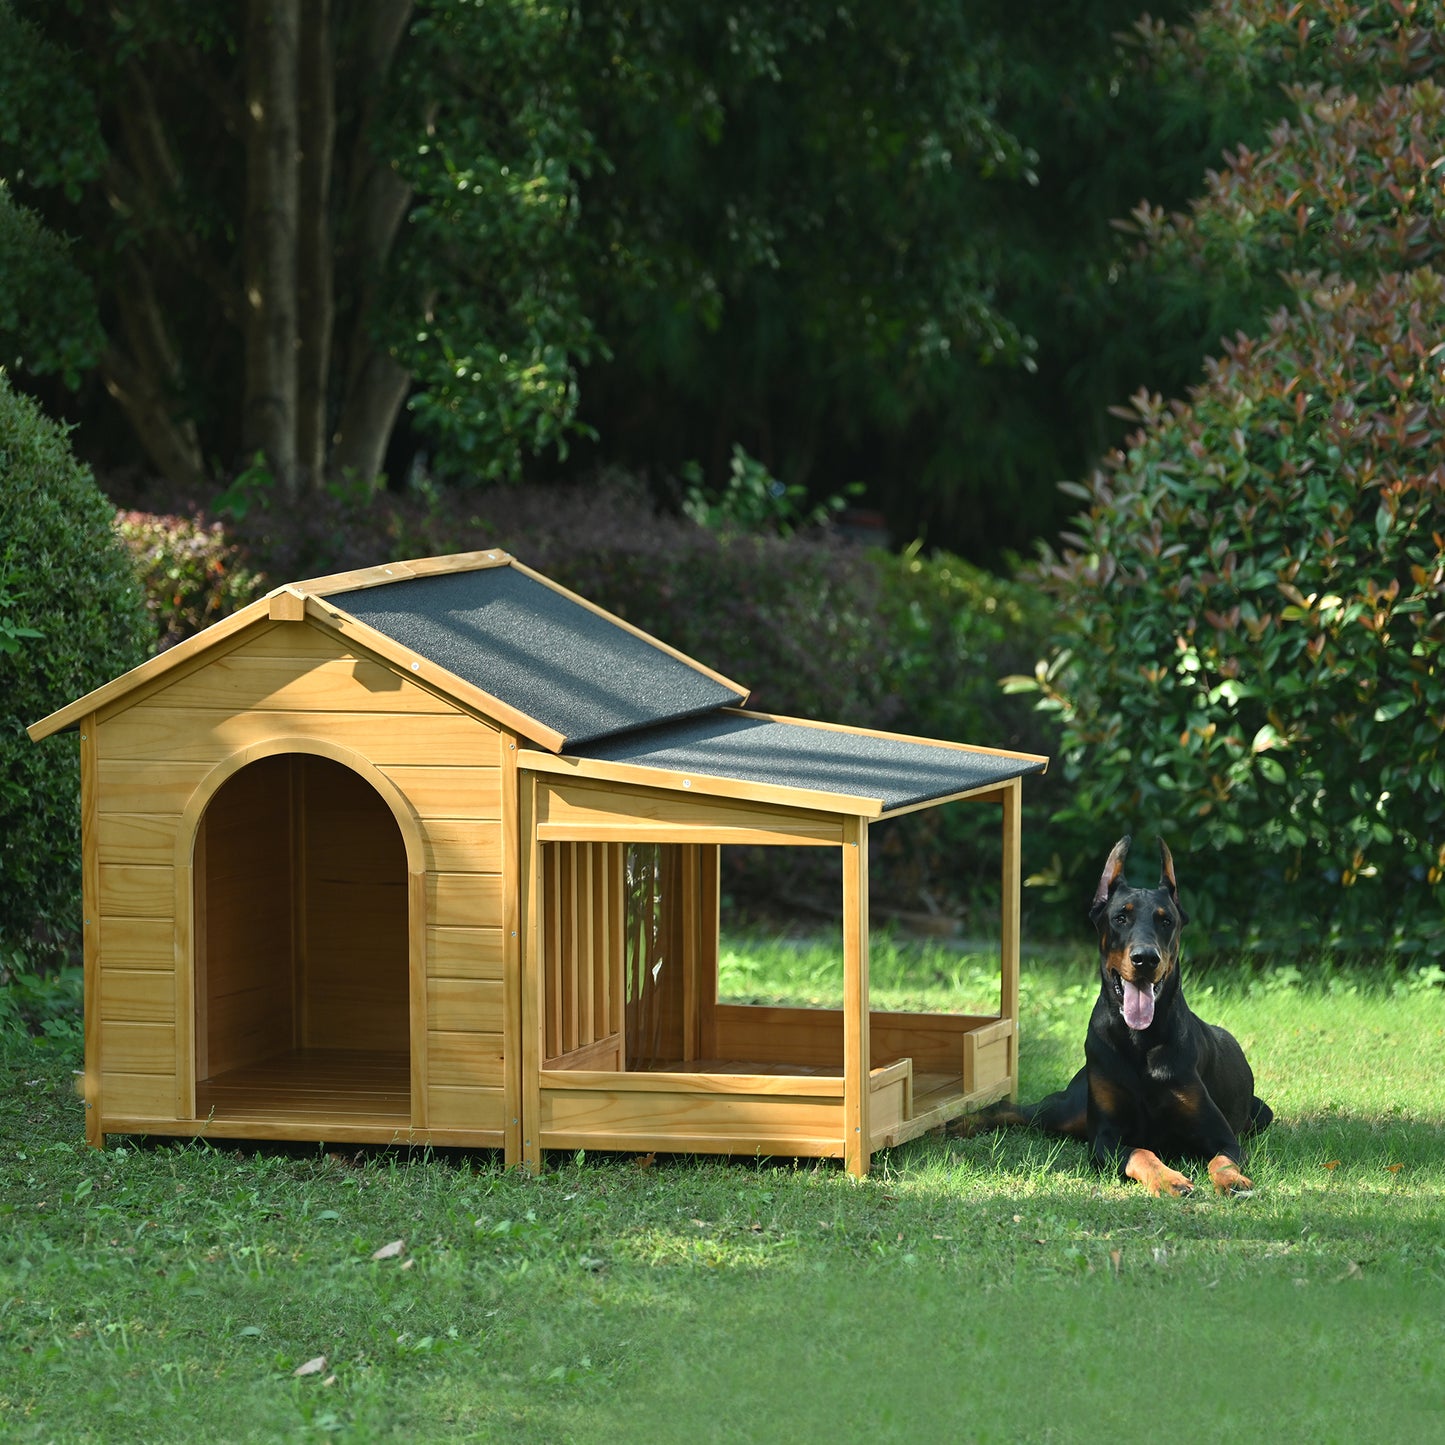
<box><xmin>393</xmin><ymin>0</ymin><xmax>602</xmax><ymax>483</ymax></box>
<box><xmin>0</xmin><ymin>375</ymin><xmax>151</xmax><ymax>963</ymax></box>
<box><xmin>112</xmin><ymin>510</ymin><xmax>262</xmax><ymax>652</ymax></box>
<box><xmin>1025</xmin><ymin>270</ymin><xmax>1445</xmax><ymax>951</ymax></box>
<box><xmin>0</xmin><ymin>185</ymin><xmax>103</xmax><ymax>385</ymax></box>
<box><xmin>681</xmin><ymin>446</ymin><xmax>848</xmax><ymax>536</ymax></box>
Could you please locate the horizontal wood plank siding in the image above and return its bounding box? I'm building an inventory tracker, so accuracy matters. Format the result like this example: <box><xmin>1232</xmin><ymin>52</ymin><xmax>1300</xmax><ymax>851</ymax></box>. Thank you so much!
<box><xmin>88</xmin><ymin>619</ymin><xmax>510</xmax><ymax>1138</ymax></box>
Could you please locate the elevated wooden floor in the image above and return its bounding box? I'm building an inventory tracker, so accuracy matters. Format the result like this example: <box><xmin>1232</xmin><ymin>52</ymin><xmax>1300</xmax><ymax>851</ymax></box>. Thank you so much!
<box><xmin>195</xmin><ymin>1048</ymin><xmax>410</xmax><ymax>1128</ymax></box>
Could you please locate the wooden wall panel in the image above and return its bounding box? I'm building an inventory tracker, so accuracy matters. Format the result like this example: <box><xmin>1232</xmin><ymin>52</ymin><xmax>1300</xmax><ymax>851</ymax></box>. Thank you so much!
<box><xmin>101</xmin><ymin>1021</ymin><xmax>175</xmax><ymax>1073</ymax></box>
<box><xmin>386</xmin><ymin>767</ymin><xmax>501</xmax><ymax>819</ymax></box>
<box><xmin>98</xmin><ymin>864</ymin><xmax>173</xmax><ymax>918</ymax></box>
<box><xmin>100</xmin><ymin>970</ymin><xmax>174</xmax><ymax>1022</ymax></box>
<box><xmin>428</xmin><ymin>873</ymin><xmax>505</xmax><ymax>927</ymax></box>
<box><xmin>424</xmin><ymin>822</ymin><xmax>504</xmax><ymax>874</ymax></box>
<box><xmin>102</xmin><ymin>708</ymin><xmax>495</xmax><ymax>768</ymax></box>
<box><xmin>428</xmin><ymin>1031</ymin><xmax>504</xmax><ymax>1088</ymax></box>
<box><xmin>100</xmin><ymin>918</ymin><xmax>173</xmax><ymax>970</ymax></box>
<box><xmin>427</xmin><ymin>1086</ymin><xmax>505</xmax><ymax>1129</ymax></box>
<box><xmin>96</xmin><ymin>814</ymin><xmax>176</xmax><ymax>866</ymax></box>
<box><xmin>200</xmin><ymin>755</ymin><xmax>295</xmax><ymax>1076</ymax></box>
<box><xmin>426</xmin><ymin>978</ymin><xmax>504</xmax><ymax>1034</ymax></box>
<box><xmin>101</xmin><ymin>1072</ymin><xmax>175</xmax><ymax>1119</ymax></box>
<box><xmin>428</xmin><ymin>926</ymin><xmax>504</xmax><ymax>980</ymax></box>
<box><xmin>539</xmin><ymin>1084</ymin><xmax>840</xmax><ymax>1144</ymax></box>
<box><xmin>301</xmin><ymin>757</ymin><xmax>409</xmax><ymax>1053</ymax></box>
<box><xmin>97</xmin><ymin>761</ymin><xmax>212</xmax><ymax>816</ymax></box>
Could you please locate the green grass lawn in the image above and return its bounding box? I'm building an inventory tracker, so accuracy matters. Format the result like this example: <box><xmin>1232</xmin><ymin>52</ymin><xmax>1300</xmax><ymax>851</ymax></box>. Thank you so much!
<box><xmin>3</xmin><ymin>938</ymin><xmax>1443</xmax><ymax>1442</ymax></box>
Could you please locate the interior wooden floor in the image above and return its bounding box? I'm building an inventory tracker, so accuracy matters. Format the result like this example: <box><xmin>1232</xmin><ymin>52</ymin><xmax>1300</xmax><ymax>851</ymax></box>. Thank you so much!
<box><xmin>195</xmin><ymin>1048</ymin><xmax>411</xmax><ymax>1127</ymax></box>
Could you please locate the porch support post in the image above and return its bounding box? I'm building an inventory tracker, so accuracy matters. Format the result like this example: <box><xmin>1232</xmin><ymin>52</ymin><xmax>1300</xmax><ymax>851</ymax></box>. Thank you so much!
<box><xmin>1001</xmin><ymin>776</ymin><xmax>1022</xmax><ymax>1100</ymax></box>
<box><xmin>519</xmin><ymin>772</ymin><xmax>543</xmax><ymax>1172</ymax></box>
<box><xmin>842</xmin><ymin>815</ymin><xmax>871</xmax><ymax>1177</ymax></box>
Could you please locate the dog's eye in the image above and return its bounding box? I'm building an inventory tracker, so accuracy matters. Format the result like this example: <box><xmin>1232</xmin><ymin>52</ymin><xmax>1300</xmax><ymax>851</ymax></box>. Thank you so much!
<box><xmin>1156</xmin><ymin>914</ymin><xmax>1173</xmax><ymax>933</ymax></box>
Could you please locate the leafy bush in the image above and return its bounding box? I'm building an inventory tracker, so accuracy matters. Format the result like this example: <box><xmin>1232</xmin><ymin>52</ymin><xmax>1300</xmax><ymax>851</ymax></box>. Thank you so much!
<box><xmin>1</xmin><ymin>376</ymin><xmax>151</xmax><ymax>964</ymax></box>
<box><xmin>1024</xmin><ymin>270</ymin><xmax>1445</xmax><ymax>953</ymax></box>
<box><xmin>112</xmin><ymin>468</ymin><xmax>1057</xmax><ymax>922</ymax></box>
<box><xmin>113</xmin><ymin>510</ymin><xmax>262</xmax><ymax>651</ymax></box>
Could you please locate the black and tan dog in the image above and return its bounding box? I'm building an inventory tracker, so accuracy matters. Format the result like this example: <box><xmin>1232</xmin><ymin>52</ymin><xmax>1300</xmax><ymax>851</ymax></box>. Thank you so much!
<box><xmin>955</xmin><ymin>835</ymin><xmax>1271</xmax><ymax>1196</ymax></box>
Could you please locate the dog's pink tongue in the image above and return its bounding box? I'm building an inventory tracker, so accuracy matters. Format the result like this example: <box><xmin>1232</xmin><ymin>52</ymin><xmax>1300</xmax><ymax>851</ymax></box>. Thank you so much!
<box><xmin>1122</xmin><ymin>978</ymin><xmax>1155</xmax><ymax>1030</ymax></box>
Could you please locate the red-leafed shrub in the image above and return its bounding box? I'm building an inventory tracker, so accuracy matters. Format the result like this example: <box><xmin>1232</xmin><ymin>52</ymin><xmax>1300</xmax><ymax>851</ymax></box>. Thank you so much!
<box><xmin>1024</xmin><ymin>270</ymin><xmax>1445</xmax><ymax>952</ymax></box>
<box><xmin>113</xmin><ymin>511</ymin><xmax>262</xmax><ymax>652</ymax></box>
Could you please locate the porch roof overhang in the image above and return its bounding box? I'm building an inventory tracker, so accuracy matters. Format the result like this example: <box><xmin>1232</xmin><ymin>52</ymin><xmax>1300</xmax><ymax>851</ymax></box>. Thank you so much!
<box><xmin>523</xmin><ymin>708</ymin><xmax>1047</xmax><ymax>821</ymax></box>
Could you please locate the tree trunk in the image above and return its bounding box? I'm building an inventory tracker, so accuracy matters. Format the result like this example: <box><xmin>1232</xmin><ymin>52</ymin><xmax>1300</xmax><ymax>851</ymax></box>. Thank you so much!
<box><xmin>296</xmin><ymin>0</ymin><xmax>335</xmax><ymax>492</ymax></box>
<box><xmin>243</xmin><ymin>0</ymin><xmax>302</xmax><ymax>499</ymax></box>
<box><xmin>329</xmin><ymin>0</ymin><xmax>417</xmax><ymax>485</ymax></box>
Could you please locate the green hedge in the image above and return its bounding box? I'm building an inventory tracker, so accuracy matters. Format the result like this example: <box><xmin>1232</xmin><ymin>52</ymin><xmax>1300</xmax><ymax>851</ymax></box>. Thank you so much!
<box><xmin>1</xmin><ymin>378</ymin><xmax>151</xmax><ymax>965</ymax></box>
<box><xmin>109</xmin><ymin>474</ymin><xmax>1059</xmax><ymax>926</ymax></box>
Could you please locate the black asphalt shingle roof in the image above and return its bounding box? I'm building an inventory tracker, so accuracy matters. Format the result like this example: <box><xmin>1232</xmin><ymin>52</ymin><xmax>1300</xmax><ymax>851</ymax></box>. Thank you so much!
<box><xmin>571</xmin><ymin>711</ymin><xmax>1046</xmax><ymax>813</ymax></box>
<box><xmin>336</xmin><ymin>566</ymin><xmax>746</xmax><ymax>747</ymax></box>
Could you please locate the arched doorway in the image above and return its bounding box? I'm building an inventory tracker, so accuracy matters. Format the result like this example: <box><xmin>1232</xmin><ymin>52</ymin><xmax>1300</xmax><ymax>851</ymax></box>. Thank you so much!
<box><xmin>192</xmin><ymin>753</ymin><xmax>411</xmax><ymax>1129</ymax></box>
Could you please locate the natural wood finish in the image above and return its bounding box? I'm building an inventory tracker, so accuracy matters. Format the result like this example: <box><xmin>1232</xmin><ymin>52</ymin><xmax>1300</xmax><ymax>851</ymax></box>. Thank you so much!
<box><xmin>539</xmin><ymin>1085</ymin><xmax>842</xmax><ymax>1145</ymax></box>
<box><xmin>409</xmin><ymin>869</ymin><xmax>429</xmax><ymax>1128</ymax></box>
<box><xmin>842</xmin><ymin>816</ymin><xmax>871</xmax><ymax>1177</ymax></box>
<box><xmin>543</xmin><ymin>1034</ymin><xmax>623</xmax><ymax>1072</ymax></box>
<box><xmin>519</xmin><ymin>773</ymin><xmax>543</xmax><ymax>1172</ymax></box>
<box><xmin>963</xmin><ymin>1018</ymin><xmax>1014</xmax><ymax>1096</ymax></box>
<box><xmin>99</xmin><ymin>969</ymin><xmax>174</xmax><ymax>1022</ymax></box>
<box><xmin>525</xmin><ymin>752</ymin><xmax>875</xmax><ymax>824</ymax></box>
<box><xmin>384</xmin><ymin>766</ymin><xmax>501</xmax><ymax>821</ymax></box>
<box><xmin>292</xmin><ymin>548</ymin><xmax>512</xmax><ymax>598</ymax></box>
<box><xmin>96</xmin><ymin>813</ymin><xmax>178</xmax><ymax>866</ymax></box>
<box><xmin>304</xmin><ymin>594</ymin><xmax>568</xmax><ymax>752</ymax></box>
<box><xmin>81</xmin><ymin>717</ymin><xmax>103</xmax><ymax>1147</ymax></box>
<box><xmin>429</xmin><ymin>926</ymin><xmax>504</xmax><ymax>979</ymax></box>
<box><xmin>197</xmin><ymin>755</ymin><xmax>296</xmax><ymax>1076</ymax></box>
<box><xmin>99</xmin><ymin>862</ymin><xmax>174</xmax><ymax>918</ymax></box>
<box><xmin>101</xmin><ymin>1020</ymin><xmax>175</xmax><ymax>1074</ymax></box>
<box><xmin>500</xmin><ymin>728</ymin><xmax>524</xmax><ymax>1166</ymax></box>
<box><xmin>27</xmin><ymin>600</ymin><xmax>275</xmax><ymax>741</ymax></box>
<box><xmin>268</xmin><ymin>588</ymin><xmax>307</xmax><ymax>622</ymax></box>
<box><xmin>1001</xmin><ymin>777</ymin><xmax>1023</xmax><ymax>1099</ymax></box>
<box><xmin>426</xmin><ymin>1085</ymin><xmax>506</xmax><ymax>1130</ymax></box>
<box><xmin>428</xmin><ymin>1030</ymin><xmax>504</xmax><ymax>1088</ymax></box>
<box><xmin>427</xmin><ymin>978</ymin><xmax>504</xmax><ymax>1034</ymax></box>
<box><xmin>102</xmin><ymin>707</ymin><xmax>497</xmax><ymax>767</ymax></box>
<box><xmin>195</xmin><ymin>1048</ymin><xmax>409</xmax><ymax>1126</ymax></box>
<box><xmin>534</xmin><ymin>772</ymin><xmax>847</xmax><ymax>841</ymax></box>
<box><xmin>100</xmin><ymin>917</ymin><xmax>173</xmax><ymax>970</ymax></box>
<box><xmin>428</xmin><ymin>873</ymin><xmax>505</xmax><ymax>927</ymax></box>
<box><xmin>103</xmin><ymin>1072</ymin><xmax>175</xmax><ymax>1120</ymax></box>
<box><xmin>140</xmin><ymin>652</ymin><xmax>461</xmax><ymax>718</ymax></box>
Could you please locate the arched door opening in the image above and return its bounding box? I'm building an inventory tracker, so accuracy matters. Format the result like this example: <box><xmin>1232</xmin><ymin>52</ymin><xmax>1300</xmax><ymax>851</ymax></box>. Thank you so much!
<box><xmin>192</xmin><ymin>753</ymin><xmax>411</xmax><ymax>1129</ymax></box>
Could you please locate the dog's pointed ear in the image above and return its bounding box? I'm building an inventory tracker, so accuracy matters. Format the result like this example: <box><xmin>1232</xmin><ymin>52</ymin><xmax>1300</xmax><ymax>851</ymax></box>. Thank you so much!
<box><xmin>1158</xmin><ymin>837</ymin><xmax>1189</xmax><ymax>923</ymax></box>
<box><xmin>1090</xmin><ymin>836</ymin><xmax>1131</xmax><ymax>922</ymax></box>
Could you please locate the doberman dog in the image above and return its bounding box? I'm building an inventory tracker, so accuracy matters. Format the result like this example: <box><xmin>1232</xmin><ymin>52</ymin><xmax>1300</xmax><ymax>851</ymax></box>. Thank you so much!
<box><xmin>954</xmin><ymin>835</ymin><xmax>1271</xmax><ymax>1196</ymax></box>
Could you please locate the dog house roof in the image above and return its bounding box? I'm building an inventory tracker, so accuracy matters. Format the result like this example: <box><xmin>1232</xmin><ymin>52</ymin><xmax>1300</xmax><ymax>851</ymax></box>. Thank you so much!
<box><xmin>28</xmin><ymin>550</ymin><xmax>1049</xmax><ymax>813</ymax></box>
<box><xmin>323</xmin><ymin>560</ymin><xmax>746</xmax><ymax>748</ymax></box>
<box><xmin>567</xmin><ymin>710</ymin><xmax>1046</xmax><ymax>815</ymax></box>
<box><xmin>28</xmin><ymin>551</ymin><xmax>748</xmax><ymax>752</ymax></box>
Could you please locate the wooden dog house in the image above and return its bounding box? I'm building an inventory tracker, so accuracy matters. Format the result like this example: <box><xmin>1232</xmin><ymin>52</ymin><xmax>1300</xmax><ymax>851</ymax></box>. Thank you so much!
<box><xmin>29</xmin><ymin>550</ymin><xmax>1046</xmax><ymax>1175</ymax></box>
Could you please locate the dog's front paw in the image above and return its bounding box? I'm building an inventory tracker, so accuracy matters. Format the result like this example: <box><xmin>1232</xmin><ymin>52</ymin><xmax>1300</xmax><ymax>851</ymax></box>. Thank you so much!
<box><xmin>1125</xmin><ymin>1148</ymin><xmax>1195</xmax><ymax>1197</ymax></box>
<box><xmin>1207</xmin><ymin>1154</ymin><xmax>1254</xmax><ymax>1196</ymax></box>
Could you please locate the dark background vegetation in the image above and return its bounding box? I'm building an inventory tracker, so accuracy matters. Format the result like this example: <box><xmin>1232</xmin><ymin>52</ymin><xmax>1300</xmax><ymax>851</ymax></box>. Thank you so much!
<box><xmin>3</xmin><ymin>0</ymin><xmax>1443</xmax><ymax>976</ymax></box>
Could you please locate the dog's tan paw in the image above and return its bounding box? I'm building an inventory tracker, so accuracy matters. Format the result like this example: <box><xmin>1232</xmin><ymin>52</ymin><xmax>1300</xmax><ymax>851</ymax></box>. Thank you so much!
<box><xmin>1125</xmin><ymin>1148</ymin><xmax>1195</xmax><ymax>1197</ymax></box>
<box><xmin>1208</xmin><ymin>1154</ymin><xmax>1254</xmax><ymax>1196</ymax></box>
